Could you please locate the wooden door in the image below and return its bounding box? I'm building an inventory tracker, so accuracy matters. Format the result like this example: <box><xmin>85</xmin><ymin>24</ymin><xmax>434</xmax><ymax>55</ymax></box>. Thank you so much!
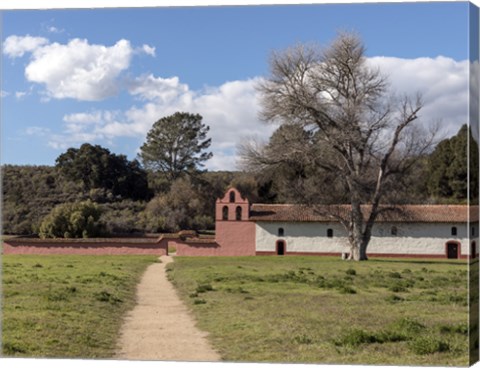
<box><xmin>447</xmin><ymin>243</ymin><xmax>459</xmax><ymax>259</ymax></box>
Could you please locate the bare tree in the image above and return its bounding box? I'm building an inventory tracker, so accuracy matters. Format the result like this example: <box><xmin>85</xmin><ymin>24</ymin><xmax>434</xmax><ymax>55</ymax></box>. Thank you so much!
<box><xmin>243</xmin><ymin>32</ymin><xmax>437</xmax><ymax>261</ymax></box>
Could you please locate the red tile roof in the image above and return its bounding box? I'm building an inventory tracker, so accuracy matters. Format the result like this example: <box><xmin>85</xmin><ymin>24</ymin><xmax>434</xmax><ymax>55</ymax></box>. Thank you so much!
<box><xmin>249</xmin><ymin>204</ymin><xmax>477</xmax><ymax>223</ymax></box>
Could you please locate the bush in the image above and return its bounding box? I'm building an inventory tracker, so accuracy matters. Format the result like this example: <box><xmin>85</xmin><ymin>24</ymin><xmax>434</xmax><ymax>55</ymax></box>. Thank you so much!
<box><xmin>388</xmin><ymin>272</ymin><xmax>402</xmax><ymax>279</ymax></box>
<box><xmin>294</xmin><ymin>334</ymin><xmax>313</xmax><ymax>344</ymax></box>
<box><xmin>334</xmin><ymin>329</ymin><xmax>378</xmax><ymax>347</ymax></box>
<box><xmin>385</xmin><ymin>294</ymin><xmax>405</xmax><ymax>303</ymax></box>
<box><xmin>338</xmin><ymin>285</ymin><xmax>357</xmax><ymax>294</ymax></box>
<box><xmin>345</xmin><ymin>268</ymin><xmax>357</xmax><ymax>276</ymax></box>
<box><xmin>439</xmin><ymin>323</ymin><xmax>468</xmax><ymax>335</ymax></box>
<box><xmin>388</xmin><ymin>283</ymin><xmax>408</xmax><ymax>293</ymax></box>
<box><xmin>94</xmin><ymin>290</ymin><xmax>122</xmax><ymax>304</ymax></box>
<box><xmin>39</xmin><ymin>200</ymin><xmax>103</xmax><ymax>238</ymax></box>
<box><xmin>196</xmin><ymin>284</ymin><xmax>214</xmax><ymax>293</ymax></box>
<box><xmin>390</xmin><ymin>318</ymin><xmax>425</xmax><ymax>335</ymax></box>
<box><xmin>408</xmin><ymin>336</ymin><xmax>450</xmax><ymax>355</ymax></box>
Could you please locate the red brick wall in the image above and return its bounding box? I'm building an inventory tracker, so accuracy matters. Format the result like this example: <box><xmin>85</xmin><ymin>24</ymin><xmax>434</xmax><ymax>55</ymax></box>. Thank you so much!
<box><xmin>2</xmin><ymin>240</ymin><xmax>167</xmax><ymax>256</ymax></box>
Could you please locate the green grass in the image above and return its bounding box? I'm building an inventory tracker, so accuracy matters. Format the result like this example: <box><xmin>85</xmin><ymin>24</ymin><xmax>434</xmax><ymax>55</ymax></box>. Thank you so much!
<box><xmin>167</xmin><ymin>256</ymin><xmax>469</xmax><ymax>366</ymax></box>
<box><xmin>2</xmin><ymin>254</ymin><xmax>157</xmax><ymax>358</ymax></box>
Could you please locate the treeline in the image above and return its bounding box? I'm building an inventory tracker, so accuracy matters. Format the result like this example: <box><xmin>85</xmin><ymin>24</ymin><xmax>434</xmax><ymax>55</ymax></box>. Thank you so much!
<box><xmin>2</xmin><ymin>123</ymin><xmax>476</xmax><ymax>236</ymax></box>
<box><xmin>2</xmin><ymin>162</ymin><xmax>244</xmax><ymax>235</ymax></box>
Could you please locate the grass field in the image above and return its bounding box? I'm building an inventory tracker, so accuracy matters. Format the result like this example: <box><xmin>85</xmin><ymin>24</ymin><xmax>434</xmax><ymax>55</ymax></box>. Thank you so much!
<box><xmin>2</xmin><ymin>254</ymin><xmax>157</xmax><ymax>358</ymax></box>
<box><xmin>167</xmin><ymin>256</ymin><xmax>470</xmax><ymax>366</ymax></box>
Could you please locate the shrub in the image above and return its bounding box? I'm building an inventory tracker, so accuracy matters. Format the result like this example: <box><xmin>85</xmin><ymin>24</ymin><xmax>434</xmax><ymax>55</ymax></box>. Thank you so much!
<box><xmin>345</xmin><ymin>268</ymin><xmax>357</xmax><ymax>276</ymax></box>
<box><xmin>388</xmin><ymin>272</ymin><xmax>402</xmax><ymax>279</ymax></box>
<box><xmin>388</xmin><ymin>283</ymin><xmax>408</xmax><ymax>293</ymax></box>
<box><xmin>194</xmin><ymin>299</ymin><xmax>207</xmax><ymax>305</ymax></box>
<box><xmin>408</xmin><ymin>336</ymin><xmax>450</xmax><ymax>355</ymax></box>
<box><xmin>39</xmin><ymin>200</ymin><xmax>103</xmax><ymax>238</ymax></box>
<box><xmin>390</xmin><ymin>318</ymin><xmax>425</xmax><ymax>335</ymax></box>
<box><xmin>3</xmin><ymin>341</ymin><xmax>27</xmax><ymax>354</ymax></box>
<box><xmin>46</xmin><ymin>290</ymin><xmax>69</xmax><ymax>302</ymax></box>
<box><xmin>338</xmin><ymin>285</ymin><xmax>357</xmax><ymax>294</ymax></box>
<box><xmin>94</xmin><ymin>290</ymin><xmax>122</xmax><ymax>304</ymax></box>
<box><xmin>294</xmin><ymin>334</ymin><xmax>313</xmax><ymax>344</ymax></box>
<box><xmin>196</xmin><ymin>284</ymin><xmax>214</xmax><ymax>293</ymax></box>
<box><xmin>385</xmin><ymin>294</ymin><xmax>405</xmax><ymax>303</ymax></box>
<box><xmin>334</xmin><ymin>329</ymin><xmax>378</xmax><ymax>347</ymax></box>
<box><xmin>375</xmin><ymin>330</ymin><xmax>408</xmax><ymax>343</ymax></box>
<box><xmin>439</xmin><ymin>323</ymin><xmax>468</xmax><ymax>335</ymax></box>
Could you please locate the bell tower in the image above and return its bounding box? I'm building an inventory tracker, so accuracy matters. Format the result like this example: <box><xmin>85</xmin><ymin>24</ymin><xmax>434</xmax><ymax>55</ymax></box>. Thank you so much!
<box><xmin>215</xmin><ymin>187</ymin><xmax>250</xmax><ymax>221</ymax></box>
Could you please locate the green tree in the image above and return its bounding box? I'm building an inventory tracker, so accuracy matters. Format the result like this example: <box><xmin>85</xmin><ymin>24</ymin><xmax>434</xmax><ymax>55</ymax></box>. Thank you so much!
<box><xmin>56</xmin><ymin>143</ymin><xmax>150</xmax><ymax>200</ymax></box>
<box><xmin>39</xmin><ymin>200</ymin><xmax>103</xmax><ymax>238</ymax></box>
<box><xmin>427</xmin><ymin>124</ymin><xmax>478</xmax><ymax>202</ymax></box>
<box><xmin>139</xmin><ymin>112</ymin><xmax>212</xmax><ymax>182</ymax></box>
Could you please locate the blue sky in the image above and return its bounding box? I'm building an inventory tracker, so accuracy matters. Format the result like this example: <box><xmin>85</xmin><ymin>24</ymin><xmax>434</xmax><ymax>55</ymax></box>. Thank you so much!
<box><xmin>1</xmin><ymin>2</ymin><xmax>472</xmax><ymax>170</ymax></box>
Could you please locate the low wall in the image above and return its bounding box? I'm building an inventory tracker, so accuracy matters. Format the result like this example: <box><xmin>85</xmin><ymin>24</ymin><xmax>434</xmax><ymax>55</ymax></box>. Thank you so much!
<box><xmin>2</xmin><ymin>238</ymin><xmax>168</xmax><ymax>256</ymax></box>
<box><xmin>173</xmin><ymin>240</ymin><xmax>222</xmax><ymax>256</ymax></box>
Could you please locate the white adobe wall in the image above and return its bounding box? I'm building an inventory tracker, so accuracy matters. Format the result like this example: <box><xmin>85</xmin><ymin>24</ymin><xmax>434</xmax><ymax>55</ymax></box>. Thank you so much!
<box><xmin>255</xmin><ymin>221</ymin><xmax>478</xmax><ymax>256</ymax></box>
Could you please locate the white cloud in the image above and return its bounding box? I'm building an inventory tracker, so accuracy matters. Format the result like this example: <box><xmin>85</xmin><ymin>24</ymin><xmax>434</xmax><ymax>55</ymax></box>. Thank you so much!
<box><xmin>47</xmin><ymin>131</ymin><xmax>100</xmax><ymax>150</ymax></box>
<box><xmin>15</xmin><ymin>91</ymin><xmax>27</xmax><ymax>99</ymax></box>
<box><xmin>1</xmin><ymin>90</ymin><xmax>9</xmax><ymax>98</ymax></box>
<box><xmin>43</xmin><ymin>56</ymin><xmax>468</xmax><ymax>170</ymax></box>
<box><xmin>113</xmin><ymin>77</ymin><xmax>274</xmax><ymax>170</ymax></box>
<box><xmin>368</xmin><ymin>56</ymin><xmax>468</xmax><ymax>136</ymax></box>
<box><xmin>25</xmin><ymin>126</ymin><xmax>50</xmax><ymax>136</ymax></box>
<box><xmin>48</xmin><ymin>26</ymin><xmax>64</xmax><ymax>34</ymax></box>
<box><xmin>24</xmin><ymin>38</ymin><xmax>133</xmax><ymax>101</ymax></box>
<box><xmin>141</xmin><ymin>44</ymin><xmax>156</xmax><ymax>57</ymax></box>
<box><xmin>63</xmin><ymin>111</ymin><xmax>104</xmax><ymax>124</ymax></box>
<box><xmin>129</xmin><ymin>74</ymin><xmax>189</xmax><ymax>102</ymax></box>
<box><xmin>3</xmin><ymin>35</ymin><xmax>49</xmax><ymax>58</ymax></box>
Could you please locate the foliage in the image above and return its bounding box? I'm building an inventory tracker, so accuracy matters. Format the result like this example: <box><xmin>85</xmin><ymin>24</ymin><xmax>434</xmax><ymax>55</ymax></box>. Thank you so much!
<box><xmin>99</xmin><ymin>200</ymin><xmax>147</xmax><ymax>234</ymax></box>
<box><xmin>2</xmin><ymin>122</ymin><xmax>473</xmax><ymax>236</ymax></box>
<box><xmin>2</xmin><ymin>164</ymin><xmax>243</xmax><ymax>235</ymax></box>
<box><xmin>139</xmin><ymin>112</ymin><xmax>213</xmax><ymax>182</ymax></box>
<box><xmin>426</xmin><ymin>124</ymin><xmax>478</xmax><ymax>202</ymax></box>
<box><xmin>141</xmin><ymin>176</ymin><xmax>216</xmax><ymax>232</ymax></box>
<box><xmin>56</xmin><ymin>143</ymin><xmax>150</xmax><ymax>200</ymax></box>
<box><xmin>2</xmin><ymin>165</ymin><xmax>85</xmax><ymax>234</ymax></box>
<box><xmin>39</xmin><ymin>200</ymin><xmax>103</xmax><ymax>238</ymax></box>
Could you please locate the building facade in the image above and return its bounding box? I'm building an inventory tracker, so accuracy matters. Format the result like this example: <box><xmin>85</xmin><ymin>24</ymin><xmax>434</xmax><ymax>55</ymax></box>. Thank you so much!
<box><xmin>3</xmin><ymin>187</ymin><xmax>478</xmax><ymax>259</ymax></box>
<box><xmin>213</xmin><ymin>188</ymin><xmax>478</xmax><ymax>259</ymax></box>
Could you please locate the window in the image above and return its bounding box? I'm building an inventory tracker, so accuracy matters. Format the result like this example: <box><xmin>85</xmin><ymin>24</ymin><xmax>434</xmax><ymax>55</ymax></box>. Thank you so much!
<box><xmin>451</xmin><ymin>227</ymin><xmax>457</xmax><ymax>236</ymax></box>
<box><xmin>236</xmin><ymin>206</ymin><xmax>242</xmax><ymax>221</ymax></box>
<box><xmin>327</xmin><ymin>229</ymin><xmax>333</xmax><ymax>238</ymax></box>
<box><xmin>222</xmin><ymin>206</ymin><xmax>228</xmax><ymax>220</ymax></box>
<box><xmin>472</xmin><ymin>227</ymin><xmax>476</xmax><ymax>237</ymax></box>
<box><xmin>391</xmin><ymin>226</ymin><xmax>398</xmax><ymax>236</ymax></box>
<box><xmin>229</xmin><ymin>191</ymin><xmax>235</xmax><ymax>203</ymax></box>
<box><xmin>278</xmin><ymin>227</ymin><xmax>284</xmax><ymax>236</ymax></box>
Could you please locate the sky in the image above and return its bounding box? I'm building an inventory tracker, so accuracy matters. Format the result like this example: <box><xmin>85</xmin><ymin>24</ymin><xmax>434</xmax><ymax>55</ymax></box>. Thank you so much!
<box><xmin>0</xmin><ymin>1</ymin><xmax>473</xmax><ymax>171</ymax></box>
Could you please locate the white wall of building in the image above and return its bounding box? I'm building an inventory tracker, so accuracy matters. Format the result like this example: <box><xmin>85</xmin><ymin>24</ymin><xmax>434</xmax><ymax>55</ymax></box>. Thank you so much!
<box><xmin>255</xmin><ymin>221</ymin><xmax>478</xmax><ymax>256</ymax></box>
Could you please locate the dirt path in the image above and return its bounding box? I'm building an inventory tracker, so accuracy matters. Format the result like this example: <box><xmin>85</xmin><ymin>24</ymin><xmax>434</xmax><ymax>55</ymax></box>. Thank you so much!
<box><xmin>115</xmin><ymin>256</ymin><xmax>221</xmax><ymax>361</ymax></box>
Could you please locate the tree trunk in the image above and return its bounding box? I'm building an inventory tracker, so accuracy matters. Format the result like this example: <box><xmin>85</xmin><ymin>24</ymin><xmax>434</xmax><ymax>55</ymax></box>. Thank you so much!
<box><xmin>359</xmin><ymin>241</ymin><xmax>368</xmax><ymax>260</ymax></box>
<box><xmin>348</xmin><ymin>241</ymin><xmax>368</xmax><ymax>261</ymax></box>
<box><xmin>349</xmin><ymin>245</ymin><xmax>360</xmax><ymax>261</ymax></box>
<box><xmin>348</xmin><ymin>201</ymin><xmax>369</xmax><ymax>261</ymax></box>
